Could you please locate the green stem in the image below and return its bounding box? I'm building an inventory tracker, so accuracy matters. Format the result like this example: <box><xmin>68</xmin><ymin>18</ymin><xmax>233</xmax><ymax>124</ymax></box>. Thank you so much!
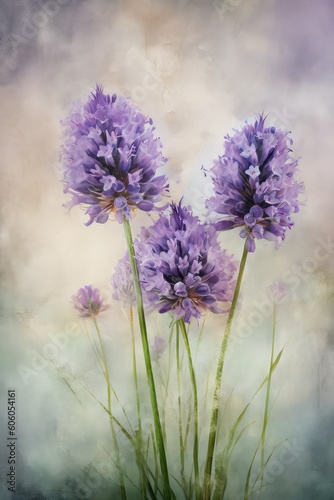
<box><xmin>92</xmin><ymin>317</ymin><xmax>127</xmax><ymax>500</ymax></box>
<box><xmin>179</xmin><ymin>318</ymin><xmax>200</xmax><ymax>498</ymax></box>
<box><xmin>195</xmin><ymin>315</ymin><xmax>207</xmax><ymax>360</ymax></box>
<box><xmin>129</xmin><ymin>306</ymin><xmax>147</xmax><ymax>500</ymax></box>
<box><xmin>86</xmin><ymin>322</ymin><xmax>133</xmax><ymax>431</ymax></box>
<box><xmin>162</xmin><ymin>326</ymin><xmax>175</xmax><ymax>443</ymax></box>
<box><xmin>151</xmin><ymin>425</ymin><xmax>160</xmax><ymax>495</ymax></box>
<box><xmin>129</xmin><ymin>306</ymin><xmax>143</xmax><ymax>437</ymax></box>
<box><xmin>84</xmin><ymin>323</ymin><xmax>105</xmax><ymax>373</ymax></box>
<box><xmin>123</xmin><ymin>218</ymin><xmax>172</xmax><ymax>500</ymax></box>
<box><xmin>56</xmin><ymin>360</ymin><xmax>159</xmax><ymax>499</ymax></box>
<box><xmin>176</xmin><ymin>323</ymin><xmax>186</xmax><ymax>491</ymax></box>
<box><xmin>86</xmin><ymin>325</ymin><xmax>131</xmax><ymax>414</ymax></box>
<box><xmin>203</xmin><ymin>242</ymin><xmax>248</xmax><ymax>500</ymax></box>
<box><xmin>259</xmin><ymin>305</ymin><xmax>277</xmax><ymax>493</ymax></box>
<box><xmin>184</xmin><ymin>403</ymin><xmax>192</xmax><ymax>467</ymax></box>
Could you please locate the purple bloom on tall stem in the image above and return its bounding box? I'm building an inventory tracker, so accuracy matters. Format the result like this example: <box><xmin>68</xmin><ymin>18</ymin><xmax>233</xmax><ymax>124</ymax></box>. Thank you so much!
<box><xmin>266</xmin><ymin>280</ymin><xmax>287</xmax><ymax>304</ymax></box>
<box><xmin>134</xmin><ymin>202</ymin><xmax>237</xmax><ymax>323</ymax></box>
<box><xmin>61</xmin><ymin>85</ymin><xmax>169</xmax><ymax>225</ymax></box>
<box><xmin>72</xmin><ymin>285</ymin><xmax>110</xmax><ymax>318</ymax></box>
<box><xmin>207</xmin><ymin>114</ymin><xmax>303</xmax><ymax>252</ymax></box>
<box><xmin>110</xmin><ymin>253</ymin><xmax>136</xmax><ymax>307</ymax></box>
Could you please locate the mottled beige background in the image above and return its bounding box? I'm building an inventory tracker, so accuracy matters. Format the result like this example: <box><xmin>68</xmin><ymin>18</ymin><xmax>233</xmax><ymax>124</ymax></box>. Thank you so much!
<box><xmin>1</xmin><ymin>0</ymin><xmax>334</xmax><ymax>498</ymax></box>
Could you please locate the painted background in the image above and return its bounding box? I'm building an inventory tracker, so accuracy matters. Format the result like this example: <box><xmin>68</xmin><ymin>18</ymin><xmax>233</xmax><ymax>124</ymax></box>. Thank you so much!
<box><xmin>1</xmin><ymin>0</ymin><xmax>334</xmax><ymax>498</ymax></box>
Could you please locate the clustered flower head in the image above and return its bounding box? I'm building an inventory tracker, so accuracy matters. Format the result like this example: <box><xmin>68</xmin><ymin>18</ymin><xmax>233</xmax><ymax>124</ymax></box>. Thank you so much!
<box><xmin>207</xmin><ymin>114</ymin><xmax>303</xmax><ymax>252</ymax></box>
<box><xmin>110</xmin><ymin>253</ymin><xmax>136</xmax><ymax>307</ymax></box>
<box><xmin>61</xmin><ymin>85</ymin><xmax>169</xmax><ymax>225</ymax></box>
<box><xmin>133</xmin><ymin>201</ymin><xmax>237</xmax><ymax>323</ymax></box>
<box><xmin>72</xmin><ymin>285</ymin><xmax>110</xmax><ymax>318</ymax></box>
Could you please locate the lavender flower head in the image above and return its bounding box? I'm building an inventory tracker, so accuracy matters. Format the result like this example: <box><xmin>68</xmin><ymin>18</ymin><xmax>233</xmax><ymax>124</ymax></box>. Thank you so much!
<box><xmin>72</xmin><ymin>285</ymin><xmax>110</xmax><ymax>318</ymax></box>
<box><xmin>266</xmin><ymin>281</ymin><xmax>287</xmax><ymax>305</ymax></box>
<box><xmin>61</xmin><ymin>85</ymin><xmax>169</xmax><ymax>225</ymax></box>
<box><xmin>110</xmin><ymin>253</ymin><xmax>136</xmax><ymax>307</ymax></box>
<box><xmin>207</xmin><ymin>114</ymin><xmax>303</xmax><ymax>252</ymax></box>
<box><xmin>135</xmin><ymin>202</ymin><xmax>237</xmax><ymax>323</ymax></box>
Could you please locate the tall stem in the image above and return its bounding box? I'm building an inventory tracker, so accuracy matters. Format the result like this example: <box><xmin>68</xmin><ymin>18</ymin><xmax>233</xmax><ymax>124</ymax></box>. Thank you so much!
<box><xmin>259</xmin><ymin>305</ymin><xmax>277</xmax><ymax>493</ymax></box>
<box><xmin>179</xmin><ymin>318</ymin><xmax>200</xmax><ymax>498</ymax></box>
<box><xmin>129</xmin><ymin>306</ymin><xmax>143</xmax><ymax>437</ymax></box>
<box><xmin>176</xmin><ymin>322</ymin><xmax>186</xmax><ymax>491</ymax></box>
<box><xmin>129</xmin><ymin>306</ymin><xmax>147</xmax><ymax>499</ymax></box>
<box><xmin>92</xmin><ymin>317</ymin><xmax>127</xmax><ymax>500</ymax></box>
<box><xmin>162</xmin><ymin>326</ymin><xmax>175</xmax><ymax>443</ymax></box>
<box><xmin>203</xmin><ymin>242</ymin><xmax>248</xmax><ymax>499</ymax></box>
<box><xmin>123</xmin><ymin>218</ymin><xmax>172</xmax><ymax>500</ymax></box>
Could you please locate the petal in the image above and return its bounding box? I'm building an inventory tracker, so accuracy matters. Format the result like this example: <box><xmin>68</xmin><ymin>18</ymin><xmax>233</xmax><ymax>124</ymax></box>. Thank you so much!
<box><xmin>194</xmin><ymin>284</ymin><xmax>210</xmax><ymax>296</ymax></box>
<box><xmin>244</xmin><ymin>213</ymin><xmax>256</xmax><ymax>227</ymax></box>
<box><xmin>174</xmin><ymin>282</ymin><xmax>187</xmax><ymax>297</ymax></box>
<box><xmin>159</xmin><ymin>302</ymin><xmax>173</xmax><ymax>314</ymax></box>
<box><xmin>250</xmin><ymin>205</ymin><xmax>264</xmax><ymax>219</ymax></box>
<box><xmin>214</xmin><ymin>220</ymin><xmax>235</xmax><ymax>231</ymax></box>
<box><xmin>246</xmin><ymin>236</ymin><xmax>256</xmax><ymax>252</ymax></box>
<box><xmin>137</xmin><ymin>200</ymin><xmax>154</xmax><ymax>212</ymax></box>
<box><xmin>114</xmin><ymin>196</ymin><xmax>128</xmax><ymax>210</ymax></box>
<box><xmin>96</xmin><ymin>211</ymin><xmax>109</xmax><ymax>224</ymax></box>
<box><xmin>252</xmin><ymin>224</ymin><xmax>264</xmax><ymax>238</ymax></box>
<box><xmin>201</xmin><ymin>294</ymin><xmax>216</xmax><ymax>305</ymax></box>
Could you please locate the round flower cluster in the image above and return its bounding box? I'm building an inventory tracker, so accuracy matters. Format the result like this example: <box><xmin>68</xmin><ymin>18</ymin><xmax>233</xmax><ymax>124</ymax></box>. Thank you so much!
<box><xmin>72</xmin><ymin>285</ymin><xmax>110</xmax><ymax>318</ymax></box>
<box><xmin>61</xmin><ymin>85</ymin><xmax>169</xmax><ymax>225</ymax></box>
<box><xmin>110</xmin><ymin>253</ymin><xmax>136</xmax><ymax>307</ymax></box>
<box><xmin>207</xmin><ymin>114</ymin><xmax>303</xmax><ymax>252</ymax></box>
<box><xmin>133</xmin><ymin>202</ymin><xmax>237</xmax><ymax>323</ymax></box>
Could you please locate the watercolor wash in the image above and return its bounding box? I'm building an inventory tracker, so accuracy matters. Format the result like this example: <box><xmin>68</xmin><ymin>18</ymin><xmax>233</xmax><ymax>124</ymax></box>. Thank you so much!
<box><xmin>60</xmin><ymin>86</ymin><xmax>303</xmax><ymax>499</ymax></box>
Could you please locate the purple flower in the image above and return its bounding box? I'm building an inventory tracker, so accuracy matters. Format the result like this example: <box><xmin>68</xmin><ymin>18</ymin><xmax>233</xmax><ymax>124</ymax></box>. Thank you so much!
<box><xmin>266</xmin><ymin>281</ymin><xmax>287</xmax><ymax>304</ymax></box>
<box><xmin>151</xmin><ymin>336</ymin><xmax>167</xmax><ymax>363</ymax></box>
<box><xmin>110</xmin><ymin>253</ymin><xmax>136</xmax><ymax>307</ymax></box>
<box><xmin>61</xmin><ymin>85</ymin><xmax>169</xmax><ymax>225</ymax></box>
<box><xmin>72</xmin><ymin>285</ymin><xmax>110</xmax><ymax>318</ymax></box>
<box><xmin>207</xmin><ymin>115</ymin><xmax>303</xmax><ymax>252</ymax></box>
<box><xmin>135</xmin><ymin>202</ymin><xmax>237</xmax><ymax>323</ymax></box>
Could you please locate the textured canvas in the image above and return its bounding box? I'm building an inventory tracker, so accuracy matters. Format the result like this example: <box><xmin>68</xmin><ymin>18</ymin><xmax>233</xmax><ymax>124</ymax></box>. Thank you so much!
<box><xmin>0</xmin><ymin>1</ymin><xmax>333</xmax><ymax>499</ymax></box>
